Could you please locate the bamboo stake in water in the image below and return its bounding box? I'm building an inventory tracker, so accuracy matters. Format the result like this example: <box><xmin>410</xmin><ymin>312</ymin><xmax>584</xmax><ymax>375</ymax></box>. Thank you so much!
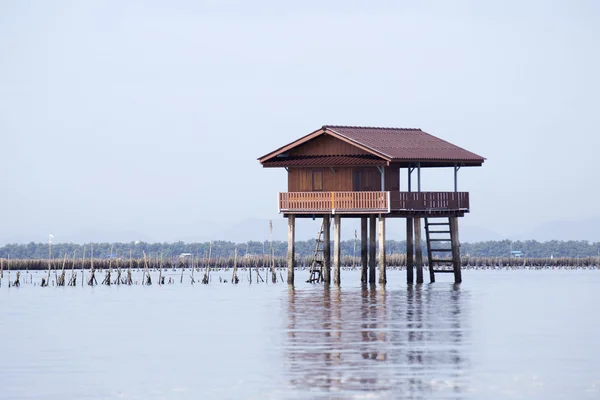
<box><xmin>88</xmin><ymin>243</ymin><xmax>97</xmax><ymax>286</ymax></box>
<box><xmin>202</xmin><ymin>241</ymin><xmax>212</xmax><ymax>284</ymax></box>
<box><xmin>127</xmin><ymin>249</ymin><xmax>133</xmax><ymax>285</ymax></box>
<box><xmin>270</xmin><ymin>220</ymin><xmax>276</xmax><ymax>283</ymax></box>
<box><xmin>190</xmin><ymin>253</ymin><xmax>195</xmax><ymax>285</ymax></box>
<box><xmin>232</xmin><ymin>247</ymin><xmax>239</xmax><ymax>284</ymax></box>
<box><xmin>180</xmin><ymin>254</ymin><xmax>185</xmax><ymax>284</ymax></box>
<box><xmin>57</xmin><ymin>253</ymin><xmax>67</xmax><ymax>286</ymax></box>
<box><xmin>81</xmin><ymin>246</ymin><xmax>86</xmax><ymax>287</ymax></box>
<box><xmin>68</xmin><ymin>249</ymin><xmax>77</xmax><ymax>286</ymax></box>
<box><xmin>158</xmin><ymin>253</ymin><xmax>164</xmax><ymax>285</ymax></box>
<box><xmin>142</xmin><ymin>251</ymin><xmax>152</xmax><ymax>285</ymax></box>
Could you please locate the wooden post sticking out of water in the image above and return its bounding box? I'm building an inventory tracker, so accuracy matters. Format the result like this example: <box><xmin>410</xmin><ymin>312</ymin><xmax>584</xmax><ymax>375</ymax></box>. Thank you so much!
<box><xmin>378</xmin><ymin>216</ymin><xmax>386</xmax><ymax>285</ymax></box>
<box><xmin>58</xmin><ymin>253</ymin><xmax>67</xmax><ymax>286</ymax></box>
<box><xmin>333</xmin><ymin>214</ymin><xmax>341</xmax><ymax>286</ymax></box>
<box><xmin>323</xmin><ymin>215</ymin><xmax>331</xmax><ymax>285</ymax></box>
<box><xmin>81</xmin><ymin>247</ymin><xmax>86</xmax><ymax>287</ymax></box>
<box><xmin>360</xmin><ymin>217</ymin><xmax>368</xmax><ymax>284</ymax></box>
<box><xmin>406</xmin><ymin>217</ymin><xmax>414</xmax><ymax>284</ymax></box>
<box><xmin>88</xmin><ymin>243</ymin><xmax>97</xmax><ymax>286</ymax></box>
<box><xmin>287</xmin><ymin>215</ymin><xmax>295</xmax><ymax>285</ymax></box>
<box><xmin>159</xmin><ymin>253</ymin><xmax>165</xmax><ymax>285</ymax></box>
<box><xmin>68</xmin><ymin>250</ymin><xmax>77</xmax><ymax>286</ymax></box>
<box><xmin>270</xmin><ymin>220</ymin><xmax>277</xmax><ymax>283</ymax></box>
<box><xmin>369</xmin><ymin>215</ymin><xmax>376</xmax><ymax>284</ymax></box>
<box><xmin>127</xmin><ymin>249</ymin><xmax>133</xmax><ymax>285</ymax></box>
<box><xmin>142</xmin><ymin>251</ymin><xmax>152</xmax><ymax>285</ymax></box>
<box><xmin>450</xmin><ymin>217</ymin><xmax>462</xmax><ymax>283</ymax></box>
<box><xmin>232</xmin><ymin>247</ymin><xmax>239</xmax><ymax>284</ymax></box>
<box><xmin>414</xmin><ymin>217</ymin><xmax>424</xmax><ymax>284</ymax></box>
<box><xmin>202</xmin><ymin>241</ymin><xmax>212</xmax><ymax>284</ymax></box>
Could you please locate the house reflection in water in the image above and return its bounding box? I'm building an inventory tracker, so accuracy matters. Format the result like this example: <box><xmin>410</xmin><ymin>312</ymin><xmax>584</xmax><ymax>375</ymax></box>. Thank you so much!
<box><xmin>284</xmin><ymin>284</ymin><xmax>468</xmax><ymax>399</ymax></box>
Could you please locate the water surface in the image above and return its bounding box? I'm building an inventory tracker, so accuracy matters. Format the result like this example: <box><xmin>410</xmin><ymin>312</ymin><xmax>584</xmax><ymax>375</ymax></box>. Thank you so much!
<box><xmin>1</xmin><ymin>269</ymin><xmax>598</xmax><ymax>399</ymax></box>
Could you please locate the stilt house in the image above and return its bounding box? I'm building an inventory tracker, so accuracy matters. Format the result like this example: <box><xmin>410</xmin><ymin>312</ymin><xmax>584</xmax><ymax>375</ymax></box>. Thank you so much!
<box><xmin>258</xmin><ymin>125</ymin><xmax>485</xmax><ymax>285</ymax></box>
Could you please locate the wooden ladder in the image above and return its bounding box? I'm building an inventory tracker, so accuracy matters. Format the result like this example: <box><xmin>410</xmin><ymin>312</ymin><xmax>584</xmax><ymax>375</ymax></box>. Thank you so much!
<box><xmin>425</xmin><ymin>217</ymin><xmax>458</xmax><ymax>283</ymax></box>
<box><xmin>306</xmin><ymin>222</ymin><xmax>325</xmax><ymax>283</ymax></box>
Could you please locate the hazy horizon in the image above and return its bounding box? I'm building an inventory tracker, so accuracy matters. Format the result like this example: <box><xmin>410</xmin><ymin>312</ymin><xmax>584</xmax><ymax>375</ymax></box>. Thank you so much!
<box><xmin>2</xmin><ymin>1</ymin><xmax>599</xmax><ymax>245</ymax></box>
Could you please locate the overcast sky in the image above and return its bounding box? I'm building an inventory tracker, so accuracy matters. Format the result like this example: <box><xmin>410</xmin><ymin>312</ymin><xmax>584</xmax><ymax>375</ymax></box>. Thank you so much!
<box><xmin>1</xmin><ymin>0</ymin><xmax>599</xmax><ymax>244</ymax></box>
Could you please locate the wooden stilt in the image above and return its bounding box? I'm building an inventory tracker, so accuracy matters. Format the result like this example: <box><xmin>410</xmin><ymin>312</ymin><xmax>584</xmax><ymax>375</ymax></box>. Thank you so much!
<box><xmin>406</xmin><ymin>217</ymin><xmax>414</xmax><ymax>284</ymax></box>
<box><xmin>425</xmin><ymin>218</ymin><xmax>435</xmax><ymax>283</ymax></box>
<box><xmin>287</xmin><ymin>215</ymin><xmax>295</xmax><ymax>285</ymax></box>
<box><xmin>414</xmin><ymin>217</ymin><xmax>424</xmax><ymax>284</ymax></box>
<box><xmin>360</xmin><ymin>217</ymin><xmax>368</xmax><ymax>284</ymax></box>
<box><xmin>450</xmin><ymin>217</ymin><xmax>462</xmax><ymax>283</ymax></box>
<box><xmin>378</xmin><ymin>216</ymin><xmax>386</xmax><ymax>285</ymax></box>
<box><xmin>323</xmin><ymin>215</ymin><xmax>331</xmax><ymax>285</ymax></box>
<box><xmin>369</xmin><ymin>215</ymin><xmax>376</xmax><ymax>284</ymax></box>
<box><xmin>333</xmin><ymin>215</ymin><xmax>341</xmax><ymax>286</ymax></box>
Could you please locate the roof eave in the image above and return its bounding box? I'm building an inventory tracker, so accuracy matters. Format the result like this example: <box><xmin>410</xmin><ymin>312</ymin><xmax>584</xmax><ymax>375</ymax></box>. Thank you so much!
<box><xmin>258</xmin><ymin>127</ymin><xmax>325</xmax><ymax>164</ymax></box>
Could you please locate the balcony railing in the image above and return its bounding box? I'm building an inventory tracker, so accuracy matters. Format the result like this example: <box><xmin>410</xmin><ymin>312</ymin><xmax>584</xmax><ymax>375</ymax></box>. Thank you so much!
<box><xmin>279</xmin><ymin>191</ymin><xmax>389</xmax><ymax>213</ymax></box>
<box><xmin>278</xmin><ymin>191</ymin><xmax>469</xmax><ymax>214</ymax></box>
<box><xmin>389</xmin><ymin>191</ymin><xmax>470</xmax><ymax>211</ymax></box>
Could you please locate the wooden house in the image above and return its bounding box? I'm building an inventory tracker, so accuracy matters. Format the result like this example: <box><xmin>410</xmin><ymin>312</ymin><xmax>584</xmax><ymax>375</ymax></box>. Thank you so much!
<box><xmin>258</xmin><ymin>125</ymin><xmax>485</xmax><ymax>285</ymax></box>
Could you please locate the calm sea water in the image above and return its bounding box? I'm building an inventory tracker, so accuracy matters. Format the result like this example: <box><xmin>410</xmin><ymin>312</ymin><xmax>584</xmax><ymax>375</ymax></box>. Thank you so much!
<box><xmin>1</xmin><ymin>269</ymin><xmax>599</xmax><ymax>399</ymax></box>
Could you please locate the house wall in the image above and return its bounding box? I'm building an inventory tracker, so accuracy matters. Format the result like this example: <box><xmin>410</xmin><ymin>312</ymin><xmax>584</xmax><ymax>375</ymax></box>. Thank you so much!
<box><xmin>288</xmin><ymin>167</ymin><xmax>353</xmax><ymax>192</ymax></box>
<box><xmin>287</xmin><ymin>166</ymin><xmax>400</xmax><ymax>192</ymax></box>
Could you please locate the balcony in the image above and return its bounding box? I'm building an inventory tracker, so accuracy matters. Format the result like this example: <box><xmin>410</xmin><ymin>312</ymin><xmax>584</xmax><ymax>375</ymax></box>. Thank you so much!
<box><xmin>278</xmin><ymin>191</ymin><xmax>470</xmax><ymax>215</ymax></box>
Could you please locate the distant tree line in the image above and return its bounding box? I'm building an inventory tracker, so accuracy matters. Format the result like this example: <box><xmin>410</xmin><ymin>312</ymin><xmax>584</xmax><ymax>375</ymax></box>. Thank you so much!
<box><xmin>0</xmin><ymin>239</ymin><xmax>599</xmax><ymax>260</ymax></box>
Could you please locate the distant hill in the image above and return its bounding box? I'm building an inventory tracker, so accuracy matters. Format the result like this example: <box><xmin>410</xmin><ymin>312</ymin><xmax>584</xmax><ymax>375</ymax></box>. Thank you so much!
<box><xmin>513</xmin><ymin>217</ymin><xmax>600</xmax><ymax>242</ymax></box>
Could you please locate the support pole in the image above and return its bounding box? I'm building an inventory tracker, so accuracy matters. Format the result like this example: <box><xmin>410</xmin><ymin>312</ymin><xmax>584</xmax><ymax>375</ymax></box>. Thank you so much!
<box><xmin>333</xmin><ymin>215</ymin><xmax>341</xmax><ymax>286</ymax></box>
<box><xmin>323</xmin><ymin>215</ymin><xmax>331</xmax><ymax>285</ymax></box>
<box><xmin>369</xmin><ymin>215</ymin><xmax>376</xmax><ymax>284</ymax></box>
<box><xmin>417</xmin><ymin>162</ymin><xmax>421</xmax><ymax>192</ymax></box>
<box><xmin>414</xmin><ymin>217</ymin><xmax>423</xmax><ymax>284</ymax></box>
<box><xmin>408</xmin><ymin>166</ymin><xmax>412</xmax><ymax>192</ymax></box>
<box><xmin>287</xmin><ymin>215</ymin><xmax>295</xmax><ymax>285</ymax></box>
<box><xmin>360</xmin><ymin>217</ymin><xmax>368</xmax><ymax>284</ymax></box>
<box><xmin>450</xmin><ymin>217</ymin><xmax>462</xmax><ymax>283</ymax></box>
<box><xmin>406</xmin><ymin>217</ymin><xmax>414</xmax><ymax>284</ymax></box>
<box><xmin>378</xmin><ymin>216</ymin><xmax>386</xmax><ymax>284</ymax></box>
<box><xmin>454</xmin><ymin>164</ymin><xmax>458</xmax><ymax>192</ymax></box>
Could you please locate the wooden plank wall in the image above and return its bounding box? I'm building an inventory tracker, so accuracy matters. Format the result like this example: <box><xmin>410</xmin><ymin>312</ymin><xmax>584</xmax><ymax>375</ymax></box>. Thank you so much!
<box><xmin>288</xmin><ymin>167</ymin><xmax>353</xmax><ymax>192</ymax></box>
<box><xmin>385</xmin><ymin>166</ymin><xmax>400</xmax><ymax>191</ymax></box>
<box><xmin>288</xmin><ymin>134</ymin><xmax>371</xmax><ymax>156</ymax></box>
<box><xmin>288</xmin><ymin>167</ymin><xmax>401</xmax><ymax>192</ymax></box>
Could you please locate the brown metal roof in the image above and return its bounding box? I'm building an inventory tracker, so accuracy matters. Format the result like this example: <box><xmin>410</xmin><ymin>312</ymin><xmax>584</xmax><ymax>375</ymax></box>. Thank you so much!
<box><xmin>258</xmin><ymin>125</ymin><xmax>485</xmax><ymax>167</ymax></box>
<box><xmin>262</xmin><ymin>154</ymin><xmax>386</xmax><ymax>168</ymax></box>
<box><xmin>324</xmin><ymin>126</ymin><xmax>485</xmax><ymax>165</ymax></box>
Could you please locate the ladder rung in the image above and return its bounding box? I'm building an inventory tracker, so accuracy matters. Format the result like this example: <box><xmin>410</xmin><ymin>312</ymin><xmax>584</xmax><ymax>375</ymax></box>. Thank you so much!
<box><xmin>430</xmin><ymin>249</ymin><xmax>452</xmax><ymax>252</ymax></box>
<box><xmin>428</xmin><ymin>230</ymin><xmax>451</xmax><ymax>234</ymax></box>
<box><xmin>430</xmin><ymin>259</ymin><xmax>454</xmax><ymax>263</ymax></box>
<box><xmin>431</xmin><ymin>270</ymin><xmax>455</xmax><ymax>273</ymax></box>
<box><xmin>428</xmin><ymin>239</ymin><xmax>449</xmax><ymax>242</ymax></box>
<box><xmin>426</xmin><ymin>222</ymin><xmax>450</xmax><ymax>226</ymax></box>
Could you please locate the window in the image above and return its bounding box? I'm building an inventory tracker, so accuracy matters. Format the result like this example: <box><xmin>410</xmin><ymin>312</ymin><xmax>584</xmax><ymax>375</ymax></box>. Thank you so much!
<box><xmin>312</xmin><ymin>170</ymin><xmax>324</xmax><ymax>191</ymax></box>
